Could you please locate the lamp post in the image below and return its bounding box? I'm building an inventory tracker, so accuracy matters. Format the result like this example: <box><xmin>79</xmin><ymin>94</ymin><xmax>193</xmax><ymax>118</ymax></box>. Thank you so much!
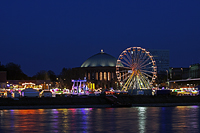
<box><xmin>166</xmin><ymin>70</ymin><xmax>168</xmax><ymax>81</ymax></box>
<box><xmin>170</xmin><ymin>67</ymin><xmax>173</xmax><ymax>79</ymax></box>
<box><xmin>166</xmin><ymin>70</ymin><xmax>169</xmax><ymax>89</ymax></box>
<box><xmin>181</xmin><ymin>68</ymin><xmax>183</xmax><ymax>79</ymax></box>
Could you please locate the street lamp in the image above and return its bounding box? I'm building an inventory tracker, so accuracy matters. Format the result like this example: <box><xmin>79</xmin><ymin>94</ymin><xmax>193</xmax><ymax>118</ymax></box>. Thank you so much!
<box><xmin>181</xmin><ymin>68</ymin><xmax>183</xmax><ymax>79</ymax></box>
<box><xmin>171</xmin><ymin>67</ymin><xmax>173</xmax><ymax>79</ymax></box>
<box><xmin>166</xmin><ymin>70</ymin><xmax>168</xmax><ymax>81</ymax></box>
<box><xmin>166</xmin><ymin>70</ymin><xmax>169</xmax><ymax>88</ymax></box>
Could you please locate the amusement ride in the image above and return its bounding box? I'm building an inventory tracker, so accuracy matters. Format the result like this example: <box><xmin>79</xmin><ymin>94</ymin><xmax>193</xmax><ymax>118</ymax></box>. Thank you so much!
<box><xmin>116</xmin><ymin>47</ymin><xmax>157</xmax><ymax>91</ymax></box>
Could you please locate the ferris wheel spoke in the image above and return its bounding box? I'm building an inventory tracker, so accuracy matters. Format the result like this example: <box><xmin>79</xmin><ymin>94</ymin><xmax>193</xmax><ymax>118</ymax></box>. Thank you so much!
<box><xmin>128</xmin><ymin>74</ymin><xmax>137</xmax><ymax>89</ymax></box>
<box><xmin>138</xmin><ymin>50</ymin><xmax>144</xmax><ymax>59</ymax></box>
<box><xmin>141</xmin><ymin>67</ymin><xmax>155</xmax><ymax>71</ymax></box>
<box><xmin>122</xmin><ymin>55</ymin><xmax>132</xmax><ymax>66</ymax></box>
<box><xmin>143</xmin><ymin>75</ymin><xmax>152</xmax><ymax>88</ymax></box>
<box><xmin>122</xmin><ymin>51</ymin><xmax>133</xmax><ymax>63</ymax></box>
<box><xmin>141</xmin><ymin>71</ymin><xmax>153</xmax><ymax>79</ymax></box>
<box><xmin>133</xmin><ymin>77</ymin><xmax>137</xmax><ymax>89</ymax></box>
<box><xmin>137</xmin><ymin>75</ymin><xmax>144</xmax><ymax>89</ymax></box>
<box><xmin>130</xmin><ymin>78</ymin><xmax>136</xmax><ymax>89</ymax></box>
<box><xmin>138</xmin><ymin>72</ymin><xmax>151</xmax><ymax>89</ymax></box>
<box><xmin>136</xmin><ymin>76</ymin><xmax>142</xmax><ymax>89</ymax></box>
<box><xmin>141</xmin><ymin>50</ymin><xmax>149</xmax><ymax>61</ymax></box>
<box><xmin>138</xmin><ymin>57</ymin><xmax>151</xmax><ymax>69</ymax></box>
<box><xmin>120</xmin><ymin>60</ymin><xmax>132</xmax><ymax>67</ymax></box>
<box><xmin>140</xmin><ymin>67</ymin><xmax>154</xmax><ymax>73</ymax></box>
<box><xmin>138</xmin><ymin>58</ymin><xmax>150</xmax><ymax>69</ymax></box>
<box><xmin>133</xmin><ymin>50</ymin><xmax>138</xmax><ymax>63</ymax></box>
<box><xmin>140</xmin><ymin>53</ymin><xmax>152</xmax><ymax>64</ymax></box>
<box><xmin>121</xmin><ymin>56</ymin><xmax>131</xmax><ymax>66</ymax></box>
<box><xmin>140</xmin><ymin>71</ymin><xmax>152</xmax><ymax>78</ymax></box>
<box><xmin>140</xmin><ymin>69</ymin><xmax>155</xmax><ymax>74</ymax></box>
<box><xmin>135</xmin><ymin>50</ymin><xmax>141</xmax><ymax>65</ymax></box>
<box><xmin>123</xmin><ymin>73</ymin><xmax>134</xmax><ymax>90</ymax></box>
<box><xmin>118</xmin><ymin>70</ymin><xmax>130</xmax><ymax>74</ymax></box>
<box><xmin>138</xmin><ymin>53</ymin><xmax>146</xmax><ymax>66</ymax></box>
<box><xmin>137</xmin><ymin>49</ymin><xmax>144</xmax><ymax>63</ymax></box>
<box><xmin>139</xmin><ymin>62</ymin><xmax>153</xmax><ymax>69</ymax></box>
<box><xmin>140</xmin><ymin>70</ymin><xmax>156</xmax><ymax>74</ymax></box>
<box><xmin>142</xmin><ymin>65</ymin><xmax>155</xmax><ymax>70</ymax></box>
<box><xmin>134</xmin><ymin>55</ymin><xmax>142</xmax><ymax>69</ymax></box>
<box><xmin>125</xmin><ymin>77</ymin><xmax>132</xmax><ymax>90</ymax></box>
<box><xmin>121</xmin><ymin>73</ymin><xmax>132</xmax><ymax>82</ymax></box>
<box><xmin>124</xmin><ymin>52</ymin><xmax>133</xmax><ymax>65</ymax></box>
<box><xmin>138</xmin><ymin>51</ymin><xmax>144</xmax><ymax>65</ymax></box>
<box><xmin>119</xmin><ymin>72</ymin><xmax>130</xmax><ymax>78</ymax></box>
<box><xmin>140</xmin><ymin>50</ymin><xmax>147</xmax><ymax>60</ymax></box>
<box><xmin>138</xmin><ymin>62</ymin><xmax>152</xmax><ymax>71</ymax></box>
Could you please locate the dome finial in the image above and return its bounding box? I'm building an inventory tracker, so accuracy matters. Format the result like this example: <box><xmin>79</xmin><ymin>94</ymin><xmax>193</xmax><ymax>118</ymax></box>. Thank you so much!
<box><xmin>101</xmin><ymin>49</ymin><xmax>104</xmax><ymax>53</ymax></box>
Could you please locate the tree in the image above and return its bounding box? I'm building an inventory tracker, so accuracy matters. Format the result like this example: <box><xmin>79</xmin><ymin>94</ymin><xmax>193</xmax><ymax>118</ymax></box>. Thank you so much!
<box><xmin>5</xmin><ymin>62</ymin><xmax>28</xmax><ymax>80</ymax></box>
<box><xmin>33</xmin><ymin>70</ymin><xmax>50</xmax><ymax>80</ymax></box>
<box><xmin>0</xmin><ymin>62</ymin><xmax>6</xmax><ymax>71</ymax></box>
<box><xmin>59</xmin><ymin>67</ymin><xmax>85</xmax><ymax>89</ymax></box>
<box><xmin>47</xmin><ymin>70</ymin><xmax>57</xmax><ymax>82</ymax></box>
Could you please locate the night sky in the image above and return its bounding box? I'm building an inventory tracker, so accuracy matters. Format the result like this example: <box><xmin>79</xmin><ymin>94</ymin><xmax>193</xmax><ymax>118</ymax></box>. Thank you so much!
<box><xmin>1</xmin><ymin>1</ymin><xmax>200</xmax><ymax>76</ymax></box>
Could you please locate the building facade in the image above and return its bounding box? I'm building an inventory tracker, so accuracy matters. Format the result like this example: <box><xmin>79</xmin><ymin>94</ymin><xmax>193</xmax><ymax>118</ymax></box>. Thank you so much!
<box><xmin>189</xmin><ymin>64</ymin><xmax>200</xmax><ymax>78</ymax></box>
<box><xmin>80</xmin><ymin>50</ymin><xmax>118</xmax><ymax>90</ymax></box>
<box><xmin>169</xmin><ymin>67</ymin><xmax>189</xmax><ymax>80</ymax></box>
<box><xmin>148</xmin><ymin>49</ymin><xmax>170</xmax><ymax>75</ymax></box>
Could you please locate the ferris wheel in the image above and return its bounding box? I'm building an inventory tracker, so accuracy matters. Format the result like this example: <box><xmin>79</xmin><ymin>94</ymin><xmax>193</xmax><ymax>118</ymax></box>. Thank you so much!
<box><xmin>116</xmin><ymin>47</ymin><xmax>157</xmax><ymax>91</ymax></box>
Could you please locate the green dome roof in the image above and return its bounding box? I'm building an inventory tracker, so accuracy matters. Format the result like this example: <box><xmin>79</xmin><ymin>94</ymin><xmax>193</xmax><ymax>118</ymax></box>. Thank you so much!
<box><xmin>81</xmin><ymin>51</ymin><xmax>117</xmax><ymax>67</ymax></box>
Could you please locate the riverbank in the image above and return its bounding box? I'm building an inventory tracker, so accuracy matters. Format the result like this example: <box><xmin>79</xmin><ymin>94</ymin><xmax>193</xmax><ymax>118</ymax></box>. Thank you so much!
<box><xmin>0</xmin><ymin>103</ymin><xmax>199</xmax><ymax>110</ymax></box>
<box><xmin>0</xmin><ymin>95</ymin><xmax>200</xmax><ymax>109</ymax></box>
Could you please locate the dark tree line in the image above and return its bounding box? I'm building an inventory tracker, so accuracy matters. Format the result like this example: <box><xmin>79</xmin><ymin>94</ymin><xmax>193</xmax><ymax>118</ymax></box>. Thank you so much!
<box><xmin>32</xmin><ymin>70</ymin><xmax>56</xmax><ymax>82</ymax></box>
<box><xmin>0</xmin><ymin>62</ymin><xmax>85</xmax><ymax>87</ymax></box>
<box><xmin>0</xmin><ymin>62</ymin><xmax>28</xmax><ymax>80</ymax></box>
<box><xmin>0</xmin><ymin>62</ymin><xmax>57</xmax><ymax>81</ymax></box>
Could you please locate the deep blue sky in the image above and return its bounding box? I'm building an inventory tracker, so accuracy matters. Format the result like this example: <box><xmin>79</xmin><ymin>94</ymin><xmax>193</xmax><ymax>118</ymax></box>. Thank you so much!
<box><xmin>1</xmin><ymin>0</ymin><xmax>200</xmax><ymax>76</ymax></box>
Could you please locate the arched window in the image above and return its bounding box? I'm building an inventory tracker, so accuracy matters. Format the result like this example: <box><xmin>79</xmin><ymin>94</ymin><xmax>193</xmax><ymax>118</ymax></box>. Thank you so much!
<box><xmin>108</xmin><ymin>72</ymin><xmax>111</xmax><ymax>81</ymax></box>
<box><xmin>104</xmin><ymin>72</ymin><xmax>107</xmax><ymax>81</ymax></box>
<box><xmin>96</xmin><ymin>72</ymin><xmax>98</xmax><ymax>80</ymax></box>
<box><xmin>88</xmin><ymin>73</ymin><xmax>90</xmax><ymax>80</ymax></box>
<box><xmin>100</xmin><ymin>72</ymin><xmax>102</xmax><ymax>80</ymax></box>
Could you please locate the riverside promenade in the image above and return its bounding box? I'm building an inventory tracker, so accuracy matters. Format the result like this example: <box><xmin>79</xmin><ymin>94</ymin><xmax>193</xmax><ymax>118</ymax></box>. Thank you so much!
<box><xmin>0</xmin><ymin>95</ymin><xmax>200</xmax><ymax>109</ymax></box>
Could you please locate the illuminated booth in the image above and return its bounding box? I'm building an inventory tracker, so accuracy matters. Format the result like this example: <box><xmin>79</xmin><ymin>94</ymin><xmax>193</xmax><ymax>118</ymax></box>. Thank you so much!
<box><xmin>71</xmin><ymin>79</ymin><xmax>87</xmax><ymax>94</ymax></box>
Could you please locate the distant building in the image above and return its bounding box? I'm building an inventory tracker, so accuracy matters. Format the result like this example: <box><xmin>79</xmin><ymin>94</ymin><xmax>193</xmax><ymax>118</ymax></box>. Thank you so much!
<box><xmin>169</xmin><ymin>67</ymin><xmax>189</xmax><ymax>80</ymax></box>
<box><xmin>168</xmin><ymin>64</ymin><xmax>200</xmax><ymax>89</ymax></box>
<box><xmin>148</xmin><ymin>49</ymin><xmax>170</xmax><ymax>75</ymax></box>
<box><xmin>169</xmin><ymin>64</ymin><xmax>200</xmax><ymax>80</ymax></box>
<box><xmin>189</xmin><ymin>63</ymin><xmax>200</xmax><ymax>78</ymax></box>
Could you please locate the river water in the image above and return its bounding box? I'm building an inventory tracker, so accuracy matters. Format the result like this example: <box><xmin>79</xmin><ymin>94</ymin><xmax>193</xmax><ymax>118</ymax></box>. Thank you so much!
<box><xmin>0</xmin><ymin>106</ymin><xmax>199</xmax><ymax>133</ymax></box>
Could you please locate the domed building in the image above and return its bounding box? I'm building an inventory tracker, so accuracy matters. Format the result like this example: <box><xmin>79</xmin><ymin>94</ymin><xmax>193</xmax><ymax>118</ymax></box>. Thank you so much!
<box><xmin>80</xmin><ymin>50</ymin><xmax>118</xmax><ymax>90</ymax></box>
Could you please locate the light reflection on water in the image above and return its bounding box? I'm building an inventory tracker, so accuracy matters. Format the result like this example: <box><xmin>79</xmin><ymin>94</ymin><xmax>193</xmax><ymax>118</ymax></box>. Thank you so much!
<box><xmin>0</xmin><ymin>106</ymin><xmax>199</xmax><ymax>132</ymax></box>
